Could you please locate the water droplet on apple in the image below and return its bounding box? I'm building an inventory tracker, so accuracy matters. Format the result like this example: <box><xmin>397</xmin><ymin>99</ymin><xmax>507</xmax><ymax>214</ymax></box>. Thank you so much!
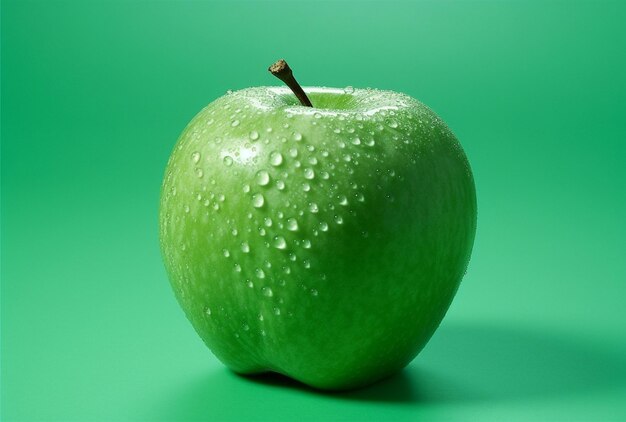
<box><xmin>223</xmin><ymin>249</ymin><xmax>230</xmax><ymax>258</ymax></box>
<box><xmin>309</xmin><ymin>202</ymin><xmax>319</xmax><ymax>213</ymax></box>
<box><xmin>302</xmin><ymin>239</ymin><xmax>311</xmax><ymax>249</ymax></box>
<box><xmin>302</xmin><ymin>183</ymin><xmax>311</xmax><ymax>192</ymax></box>
<box><xmin>234</xmin><ymin>263</ymin><xmax>242</xmax><ymax>272</ymax></box>
<box><xmin>262</xmin><ymin>286</ymin><xmax>274</xmax><ymax>297</ymax></box>
<box><xmin>273</xmin><ymin>236</ymin><xmax>287</xmax><ymax>249</ymax></box>
<box><xmin>319</xmin><ymin>222</ymin><xmax>329</xmax><ymax>232</ymax></box>
<box><xmin>344</xmin><ymin>86</ymin><xmax>355</xmax><ymax>94</ymax></box>
<box><xmin>293</xmin><ymin>132</ymin><xmax>303</xmax><ymax>141</ymax></box>
<box><xmin>255</xmin><ymin>170</ymin><xmax>270</xmax><ymax>186</ymax></box>
<box><xmin>255</xmin><ymin>268</ymin><xmax>266</xmax><ymax>279</ymax></box>
<box><xmin>241</xmin><ymin>242</ymin><xmax>250</xmax><ymax>253</ymax></box>
<box><xmin>311</xmin><ymin>289</ymin><xmax>319</xmax><ymax>296</ymax></box>
<box><xmin>243</xmin><ymin>184</ymin><xmax>250</xmax><ymax>193</ymax></box>
<box><xmin>249</xmin><ymin>130</ymin><xmax>259</xmax><ymax>141</ymax></box>
<box><xmin>195</xmin><ymin>168</ymin><xmax>204</xmax><ymax>178</ymax></box>
<box><xmin>314</xmin><ymin>112</ymin><xmax>322</xmax><ymax>119</ymax></box>
<box><xmin>247</xmin><ymin>280</ymin><xmax>254</xmax><ymax>288</ymax></box>
<box><xmin>269</xmin><ymin>151</ymin><xmax>283</xmax><ymax>166</ymax></box>
<box><xmin>303</xmin><ymin>260</ymin><xmax>311</xmax><ymax>268</ymax></box>
<box><xmin>273</xmin><ymin>307</ymin><xmax>281</xmax><ymax>316</ymax></box>
<box><xmin>231</xmin><ymin>120</ymin><xmax>240</xmax><ymax>127</ymax></box>
<box><xmin>276</xmin><ymin>180</ymin><xmax>285</xmax><ymax>190</ymax></box>
<box><xmin>286</xmin><ymin>218</ymin><xmax>299</xmax><ymax>231</ymax></box>
<box><xmin>183</xmin><ymin>205</ymin><xmax>190</xmax><ymax>213</ymax></box>
<box><xmin>252</xmin><ymin>193</ymin><xmax>265</xmax><ymax>208</ymax></box>
<box><xmin>355</xmin><ymin>192</ymin><xmax>365</xmax><ymax>202</ymax></box>
<box><xmin>191</xmin><ymin>151</ymin><xmax>201</xmax><ymax>163</ymax></box>
<box><xmin>205</xmin><ymin>307</ymin><xmax>212</xmax><ymax>316</ymax></box>
<box><xmin>388</xmin><ymin>120</ymin><xmax>398</xmax><ymax>129</ymax></box>
<box><xmin>304</xmin><ymin>168</ymin><xmax>315</xmax><ymax>180</ymax></box>
<box><xmin>334</xmin><ymin>215</ymin><xmax>344</xmax><ymax>224</ymax></box>
<box><xmin>243</xmin><ymin>323</ymin><xmax>250</xmax><ymax>331</ymax></box>
<box><xmin>352</xmin><ymin>137</ymin><xmax>361</xmax><ymax>145</ymax></box>
<box><xmin>223</xmin><ymin>156</ymin><xmax>233</xmax><ymax>166</ymax></box>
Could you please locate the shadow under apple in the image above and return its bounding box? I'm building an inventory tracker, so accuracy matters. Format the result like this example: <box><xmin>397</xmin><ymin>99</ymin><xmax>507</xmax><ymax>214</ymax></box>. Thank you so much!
<box><xmin>409</xmin><ymin>323</ymin><xmax>626</xmax><ymax>402</ymax></box>
<box><xmin>152</xmin><ymin>322</ymin><xmax>626</xmax><ymax>419</ymax></box>
<box><xmin>242</xmin><ymin>323</ymin><xmax>626</xmax><ymax>402</ymax></box>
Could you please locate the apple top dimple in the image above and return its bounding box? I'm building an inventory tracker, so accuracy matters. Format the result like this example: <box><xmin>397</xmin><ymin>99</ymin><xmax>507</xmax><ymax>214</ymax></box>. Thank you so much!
<box><xmin>236</xmin><ymin>86</ymin><xmax>416</xmax><ymax>119</ymax></box>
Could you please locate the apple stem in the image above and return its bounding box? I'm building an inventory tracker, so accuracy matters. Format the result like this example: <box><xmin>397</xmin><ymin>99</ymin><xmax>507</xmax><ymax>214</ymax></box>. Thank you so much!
<box><xmin>268</xmin><ymin>59</ymin><xmax>313</xmax><ymax>107</ymax></box>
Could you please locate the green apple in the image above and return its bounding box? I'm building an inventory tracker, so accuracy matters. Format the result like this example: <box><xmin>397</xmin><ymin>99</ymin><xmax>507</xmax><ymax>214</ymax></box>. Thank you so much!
<box><xmin>159</xmin><ymin>74</ymin><xmax>476</xmax><ymax>390</ymax></box>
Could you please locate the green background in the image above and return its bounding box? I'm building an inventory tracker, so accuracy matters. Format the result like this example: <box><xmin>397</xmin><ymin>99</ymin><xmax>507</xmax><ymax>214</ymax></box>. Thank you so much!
<box><xmin>2</xmin><ymin>1</ymin><xmax>625</xmax><ymax>420</ymax></box>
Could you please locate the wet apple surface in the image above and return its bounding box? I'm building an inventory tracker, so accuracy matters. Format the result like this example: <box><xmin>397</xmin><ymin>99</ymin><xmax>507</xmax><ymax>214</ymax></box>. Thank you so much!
<box><xmin>159</xmin><ymin>86</ymin><xmax>476</xmax><ymax>389</ymax></box>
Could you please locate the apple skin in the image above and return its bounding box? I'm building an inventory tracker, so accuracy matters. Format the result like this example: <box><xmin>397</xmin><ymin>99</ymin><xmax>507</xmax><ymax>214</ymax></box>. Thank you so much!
<box><xmin>159</xmin><ymin>87</ymin><xmax>476</xmax><ymax>390</ymax></box>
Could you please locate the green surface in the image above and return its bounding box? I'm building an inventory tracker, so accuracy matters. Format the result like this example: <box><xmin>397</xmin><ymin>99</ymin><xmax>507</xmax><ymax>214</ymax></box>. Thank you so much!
<box><xmin>2</xmin><ymin>0</ymin><xmax>625</xmax><ymax>420</ymax></box>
